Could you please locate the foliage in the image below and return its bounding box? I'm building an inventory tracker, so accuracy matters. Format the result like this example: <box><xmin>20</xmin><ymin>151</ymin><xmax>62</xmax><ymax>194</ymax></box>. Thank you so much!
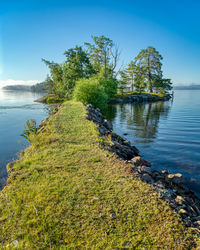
<box><xmin>119</xmin><ymin>61</ymin><xmax>136</xmax><ymax>92</ymax></box>
<box><xmin>118</xmin><ymin>70</ymin><xmax>129</xmax><ymax>93</ymax></box>
<box><xmin>21</xmin><ymin>119</ymin><xmax>39</xmax><ymax>142</ymax></box>
<box><xmin>98</xmin><ymin>76</ymin><xmax>118</xmax><ymax>98</ymax></box>
<box><xmin>42</xmin><ymin>46</ymin><xmax>95</xmax><ymax>98</ymax></box>
<box><xmin>43</xmin><ymin>36</ymin><xmax>172</xmax><ymax>100</ymax></box>
<box><xmin>73</xmin><ymin>78</ymin><xmax>108</xmax><ymax>109</ymax></box>
<box><xmin>0</xmin><ymin>102</ymin><xmax>198</xmax><ymax>248</ymax></box>
<box><xmin>44</xmin><ymin>75</ymin><xmax>55</xmax><ymax>94</ymax></box>
<box><xmin>134</xmin><ymin>64</ymin><xmax>147</xmax><ymax>92</ymax></box>
<box><xmin>153</xmin><ymin>77</ymin><xmax>173</xmax><ymax>94</ymax></box>
<box><xmin>135</xmin><ymin>46</ymin><xmax>163</xmax><ymax>92</ymax></box>
<box><xmin>85</xmin><ymin>35</ymin><xmax>120</xmax><ymax>79</ymax></box>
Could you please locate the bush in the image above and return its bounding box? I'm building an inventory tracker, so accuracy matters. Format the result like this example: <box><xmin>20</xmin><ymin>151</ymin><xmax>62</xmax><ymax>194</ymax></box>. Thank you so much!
<box><xmin>99</xmin><ymin>78</ymin><xmax>118</xmax><ymax>98</ymax></box>
<box><xmin>73</xmin><ymin>78</ymin><xmax>108</xmax><ymax>109</ymax></box>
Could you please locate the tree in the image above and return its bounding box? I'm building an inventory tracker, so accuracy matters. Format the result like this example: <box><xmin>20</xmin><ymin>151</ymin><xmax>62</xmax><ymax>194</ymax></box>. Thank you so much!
<box><xmin>85</xmin><ymin>35</ymin><xmax>120</xmax><ymax>80</ymax></box>
<box><xmin>42</xmin><ymin>46</ymin><xmax>95</xmax><ymax>97</ymax></box>
<box><xmin>119</xmin><ymin>70</ymin><xmax>130</xmax><ymax>93</ymax></box>
<box><xmin>134</xmin><ymin>65</ymin><xmax>147</xmax><ymax>92</ymax></box>
<box><xmin>135</xmin><ymin>47</ymin><xmax>163</xmax><ymax>92</ymax></box>
<box><xmin>42</xmin><ymin>60</ymin><xmax>64</xmax><ymax>96</ymax></box>
<box><xmin>153</xmin><ymin>77</ymin><xmax>173</xmax><ymax>94</ymax></box>
<box><xmin>119</xmin><ymin>61</ymin><xmax>136</xmax><ymax>92</ymax></box>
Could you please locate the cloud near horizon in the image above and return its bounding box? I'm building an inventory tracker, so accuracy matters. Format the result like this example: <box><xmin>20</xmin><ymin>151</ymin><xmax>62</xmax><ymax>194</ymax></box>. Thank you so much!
<box><xmin>0</xmin><ymin>79</ymin><xmax>41</xmax><ymax>88</ymax></box>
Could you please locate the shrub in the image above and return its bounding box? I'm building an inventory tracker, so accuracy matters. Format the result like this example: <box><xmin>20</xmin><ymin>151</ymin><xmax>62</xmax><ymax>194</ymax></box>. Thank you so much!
<box><xmin>21</xmin><ymin>120</ymin><xmax>39</xmax><ymax>142</ymax></box>
<box><xmin>99</xmin><ymin>78</ymin><xmax>118</xmax><ymax>98</ymax></box>
<box><xmin>73</xmin><ymin>78</ymin><xmax>108</xmax><ymax>109</ymax></box>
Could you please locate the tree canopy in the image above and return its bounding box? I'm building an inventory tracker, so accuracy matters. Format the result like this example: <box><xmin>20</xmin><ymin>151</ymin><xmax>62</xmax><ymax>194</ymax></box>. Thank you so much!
<box><xmin>85</xmin><ymin>35</ymin><xmax>120</xmax><ymax>80</ymax></box>
<box><xmin>42</xmin><ymin>36</ymin><xmax>173</xmax><ymax>102</ymax></box>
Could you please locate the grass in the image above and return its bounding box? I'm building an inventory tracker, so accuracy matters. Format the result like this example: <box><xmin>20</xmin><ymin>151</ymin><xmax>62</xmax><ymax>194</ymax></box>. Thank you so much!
<box><xmin>113</xmin><ymin>91</ymin><xmax>169</xmax><ymax>100</ymax></box>
<box><xmin>0</xmin><ymin>101</ymin><xmax>199</xmax><ymax>248</ymax></box>
<box><xmin>46</xmin><ymin>95</ymin><xmax>68</xmax><ymax>104</ymax></box>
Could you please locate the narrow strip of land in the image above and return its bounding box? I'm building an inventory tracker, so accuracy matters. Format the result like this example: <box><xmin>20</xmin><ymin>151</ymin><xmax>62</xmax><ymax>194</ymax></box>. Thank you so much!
<box><xmin>0</xmin><ymin>101</ymin><xmax>198</xmax><ymax>248</ymax></box>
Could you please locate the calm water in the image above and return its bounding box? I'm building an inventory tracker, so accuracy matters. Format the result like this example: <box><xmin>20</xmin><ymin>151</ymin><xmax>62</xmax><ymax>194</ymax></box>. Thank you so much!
<box><xmin>103</xmin><ymin>90</ymin><xmax>200</xmax><ymax>194</ymax></box>
<box><xmin>0</xmin><ymin>89</ymin><xmax>49</xmax><ymax>188</ymax></box>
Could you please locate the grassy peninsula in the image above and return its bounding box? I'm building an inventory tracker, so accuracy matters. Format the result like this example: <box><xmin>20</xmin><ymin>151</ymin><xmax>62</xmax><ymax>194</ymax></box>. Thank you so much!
<box><xmin>0</xmin><ymin>101</ymin><xmax>198</xmax><ymax>248</ymax></box>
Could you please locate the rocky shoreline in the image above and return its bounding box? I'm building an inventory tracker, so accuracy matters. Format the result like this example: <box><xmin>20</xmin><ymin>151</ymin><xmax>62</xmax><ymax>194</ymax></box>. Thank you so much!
<box><xmin>87</xmin><ymin>104</ymin><xmax>200</xmax><ymax>233</ymax></box>
<box><xmin>108</xmin><ymin>94</ymin><xmax>171</xmax><ymax>104</ymax></box>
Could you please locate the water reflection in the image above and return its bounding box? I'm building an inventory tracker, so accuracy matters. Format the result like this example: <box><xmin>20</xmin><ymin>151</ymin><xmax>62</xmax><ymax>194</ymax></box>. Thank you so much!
<box><xmin>104</xmin><ymin>101</ymin><xmax>172</xmax><ymax>142</ymax></box>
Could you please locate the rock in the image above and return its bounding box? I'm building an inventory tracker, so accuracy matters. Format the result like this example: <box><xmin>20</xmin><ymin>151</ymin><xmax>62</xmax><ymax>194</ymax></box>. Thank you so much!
<box><xmin>110</xmin><ymin>140</ymin><xmax>138</xmax><ymax>160</ymax></box>
<box><xmin>141</xmin><ymin>173</ymin><xmax>154</xmax><ymax>183</ymax></box>
<box><xmin>103</xmin><ymin>119</ymin><xmax>113</xmax><ymax>130</ymax></box>
<box><xmin>131</xmin><ymin>156</ymin><xmax>151</xmax><ymax>167</ymax></box>
<box><xmin>161</xmin><ymin>169</ymin><xmax>168</xmax><ymax>175</ymax></box>
<box><xmin>194</xmin><ymin>221</ymin><xmax>200</xmax><ymax>226</ymax></box>
<box><xmin>165</xmin><ymin>173</ymin><xmax>184</xmax><ymax>185</ymax></box>
<box><xmin>192</xmin><ymin>205</ymin><xmax>200</xmax><ymax>216</ymax></box>
<box><xmin>98</xmin><ymin>126</ymin><xmax>109</xmax><ymax>135</ymax></box>
<box><xmin>138</xmin><ymin>166</ymin><xmax>152</xmax><ymax>175</ymax></box>
<box><xmin>175</xmin><ymin>196</ymin><xmax>184</xmax><ymax>206</ymax></box>
<box><xmin>179</xmin><ymin>208</ymin><xmax>188</xmax><ymax>215</ymax></box>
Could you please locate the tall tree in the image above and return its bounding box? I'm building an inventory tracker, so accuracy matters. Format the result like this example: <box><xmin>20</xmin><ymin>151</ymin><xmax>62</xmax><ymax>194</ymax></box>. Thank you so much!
<box><xmin>42</xmin><ymin>46</ymin><xmax>95</xmax><ymax>97</ymax></box>
<box><xmin>135</xmin><ymin>47</ymin><xmax>163</xmax><ymax>92</ymax></box>
<box><xmin>134</xmin><ymin>65</ymin><xmax>147</xmax><ymax>92</ymax></box>
<box><xmin>126</xmin><ymin>61</ymin><xmax>135</xmax><ymax>92</ymax></box>
<box><xmin>85</xmin><ymin>35</ymin><xmax>120</xmax><ymax>80</ymax></box>
<box><xmin>120</xmin><ymin>61</ymin><xmax>136</xmax><ymax>92</ymax></box>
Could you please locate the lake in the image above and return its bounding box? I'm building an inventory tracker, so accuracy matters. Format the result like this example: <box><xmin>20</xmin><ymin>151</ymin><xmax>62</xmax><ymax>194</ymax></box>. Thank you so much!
<box><xmin>103</xmin><ymin>90</ymin><xmax>200</xmax><ymax>195</ymax></box>
<box><xmin>1</xmin><ymin>89</ymin><xmax>200</xmax><ymax>194</ymax></box>
<box><xmin>0</xmin><ymin>89</ymin><xmax>49</xmax><ymax>189</ymax></box>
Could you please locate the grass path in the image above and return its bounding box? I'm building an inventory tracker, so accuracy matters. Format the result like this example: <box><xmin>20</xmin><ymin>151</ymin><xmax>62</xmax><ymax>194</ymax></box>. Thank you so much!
<box><xmin>0</xmin><ymin>101</ymin><xmax>198</xmax><ymax>248</ymax></box>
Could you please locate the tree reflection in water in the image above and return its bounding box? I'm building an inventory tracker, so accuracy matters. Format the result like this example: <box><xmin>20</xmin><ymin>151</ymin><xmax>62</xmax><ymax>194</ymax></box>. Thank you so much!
<box><xmin>104</xmin><ymin>100</ymin><xmax>172</xmax><ymax>142</ymax></box>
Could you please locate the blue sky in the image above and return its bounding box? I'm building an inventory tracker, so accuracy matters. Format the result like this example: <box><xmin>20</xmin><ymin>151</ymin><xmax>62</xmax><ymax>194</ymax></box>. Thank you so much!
<box><xmin>0</xmin><ymin>0</ymin><xmax>200</xmax><ymax>86</ymax></box>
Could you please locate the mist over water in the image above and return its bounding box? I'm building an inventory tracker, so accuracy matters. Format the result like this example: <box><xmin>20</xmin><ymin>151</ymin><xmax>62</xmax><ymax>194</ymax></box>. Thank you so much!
<box><xmin>0</xmin><ymin>89</ymin><xmax>49</xmax><ymax>188</ymax></box>
<box><xmin>103</xmin><ymin>90</ymin><xmax>200</xmax><ymax>194</ymax></box>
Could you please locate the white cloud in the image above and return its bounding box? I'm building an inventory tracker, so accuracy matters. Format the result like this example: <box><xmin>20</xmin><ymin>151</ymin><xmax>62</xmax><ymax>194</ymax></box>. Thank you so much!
<box><xmin>0</xmin><ymin>79</ymin><xmax>41</xmax><ymax>88</ymax></box>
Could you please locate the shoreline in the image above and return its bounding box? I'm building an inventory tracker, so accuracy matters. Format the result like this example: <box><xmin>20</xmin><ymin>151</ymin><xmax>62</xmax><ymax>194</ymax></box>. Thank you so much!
<box><xmin>87</xmin><ymin>104</ymin><xmax>200</xmax><ymax>231</ymax></box>
<box><xmin>1</xmin><ymin>100</ymin><xmax>199</xmax><ymax>247</ymax></box>
<box><xmin>108</xmin><ymin>93</ymin><xmax>172</xmax><ymax>104</ymax></box>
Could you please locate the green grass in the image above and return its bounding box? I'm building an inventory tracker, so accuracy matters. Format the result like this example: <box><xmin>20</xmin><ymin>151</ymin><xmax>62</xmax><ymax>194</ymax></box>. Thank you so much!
<box><xmin>113</xmin><ymin>91</ymin><xmax>168</xmax><ymax>99</ymax></box>
<box><xmin>46</xmin><ymin>95</ymin><xmax>69</xmax><ymax>104</ymax></box>
<box><xmin>0</xmin><ymin>101</ymin><xmax>199</xmax><ymax>248</ymax></box>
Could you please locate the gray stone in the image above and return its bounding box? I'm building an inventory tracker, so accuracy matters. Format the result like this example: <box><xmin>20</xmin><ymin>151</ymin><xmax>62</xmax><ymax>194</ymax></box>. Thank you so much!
<box><xmin>165</xmin><ymin>173</ymin><xmax>184</xmax><ymax>185</ymax></box>
<box><xmin>139</xmin><ymin>166</ymin><xmax>152</xmax><ymax>175</ymax></box>
<box><xmin>131</xmin><ymin>156</ymin><xmax>151</xmax><ymax>167</ymax></box>
<box><xmin>141</xmin><ymin>173</ymin><xmax>153</xmax><ymax>183</ymax></box>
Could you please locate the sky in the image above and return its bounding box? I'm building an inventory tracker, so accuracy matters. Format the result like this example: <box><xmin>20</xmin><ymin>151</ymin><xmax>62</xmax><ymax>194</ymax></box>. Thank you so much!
<box><xmin>0</xmin><ymin>0</ymin><xmax>200</xmax><ymax>86</ymax></box>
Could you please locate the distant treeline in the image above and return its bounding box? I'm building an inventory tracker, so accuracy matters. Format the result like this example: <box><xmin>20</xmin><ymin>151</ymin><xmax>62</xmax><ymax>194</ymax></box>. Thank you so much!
<box><xmin>2</xmin><ymin>82</ymin><xmax>46</xmax><ymax>93</ymax></box>
<box><xmin>174</xmin><ymin>85</ymin><xmax>200</xmax><ymax>90</ymax></box>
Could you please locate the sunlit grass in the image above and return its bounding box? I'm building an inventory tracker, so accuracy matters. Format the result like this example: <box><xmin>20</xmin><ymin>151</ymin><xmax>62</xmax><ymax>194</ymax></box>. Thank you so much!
<box><xmin>115</xmin><ymin>91</ymin><xmax>168</xmax><ymax>98</ymax></box>
<box><xmin>0</xmin><ymin>101</ymin><xmax>199</xmax><ymax>248</ymax></box>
